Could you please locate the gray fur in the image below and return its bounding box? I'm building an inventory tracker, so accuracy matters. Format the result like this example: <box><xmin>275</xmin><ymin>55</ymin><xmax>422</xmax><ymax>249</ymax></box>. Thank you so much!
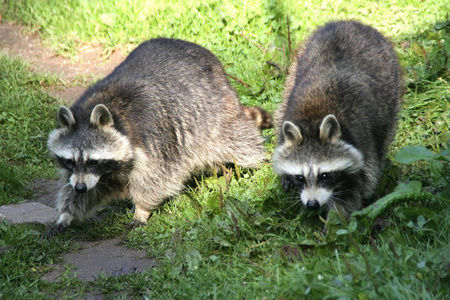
<box><xmin>273</xmin><ymin>21</ymin><xmax>402</xmax><ymax>218</ymax></box>
<box><xmin>44</xmin><ymin>38</ymin><xmax>271</xmax><ymax>238</ymax></box>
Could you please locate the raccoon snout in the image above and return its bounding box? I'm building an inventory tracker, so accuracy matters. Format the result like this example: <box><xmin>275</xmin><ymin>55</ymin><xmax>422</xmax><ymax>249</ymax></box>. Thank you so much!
<box><xmin>74</xmin><ymin>182</ymin><xmax>88</xmax><ymax>193</ymax></box>
<box><xmin>306</xmin><ymin>200</ymin><xmax>320</xmax><ymax>210</ymax></box>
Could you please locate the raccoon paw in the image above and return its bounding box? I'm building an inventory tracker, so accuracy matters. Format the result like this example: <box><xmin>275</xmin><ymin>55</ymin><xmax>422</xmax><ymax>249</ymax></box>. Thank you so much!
<box><xmin>282</xmin><ymin>178</ymin><xmax>294</xmax><ymax>192</ymax></box>
<box><xmin>127</xmin><ymin>219</ymin><xmax>147</xmax><ymax>230</ymax></box>
<box><xmin>41</xmin><ymin>223</ymin><xmax>67</xmax><ymax>239</ymax></box>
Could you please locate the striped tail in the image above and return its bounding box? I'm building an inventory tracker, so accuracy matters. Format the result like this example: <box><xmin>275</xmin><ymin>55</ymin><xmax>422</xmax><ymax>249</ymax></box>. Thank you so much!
<box><xmin>242</xmin><ymin>106</ymin><xmax>273</xmax><ymax>130</ymax></box>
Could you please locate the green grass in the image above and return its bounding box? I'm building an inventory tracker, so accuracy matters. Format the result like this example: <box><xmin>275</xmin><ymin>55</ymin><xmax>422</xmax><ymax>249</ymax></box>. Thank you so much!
<box><xmin>0</xmin><ymin>55</ymin><xmax>60</xmax><ymax>204</ymax></box>
<box><xmin>4</xmin><ymin>0</ymin><xmax>448</xmax><ymax>112</ymax></box>
<box><xmin>0</xmin><ymin>0</ymin><xmax>449</xmax><ymax>299</ymax></box>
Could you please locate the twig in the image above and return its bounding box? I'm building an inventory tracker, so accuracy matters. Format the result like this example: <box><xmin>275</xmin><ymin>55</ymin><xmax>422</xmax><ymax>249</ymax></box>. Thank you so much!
<box><xmin>389</xmin><ymin>241</ymin><xmax>400</xmax><ymax>260</ymax></box>
<box><xmin>219</xmin><ymin>186</ymin><xmax>224</xmax><ymax>210</ymax></box>
<box><xmin>239</xmin><ymin>31</ymin><xmax>265</xmax><ymax>52</ymax></box>
<box><xmin>266</xmin><ymin>60</ymin><xmax>283</xmax><ymax>74</ymax></box>
<box><xmin>248</xmin><ymin>238</ymin><xmax>274</xmax><ymax>249</ymax></box>
<box><xmin>186</xmin><ymin>192</ymin><xmax>203</xmax><ymax>218</ymax></box>
<box><xmin>369</xmin><ymin>236</ymin><xmax>380</xmax><ymax>255</ymax></box>
<box><xmin>229</xmin><ymin>210</ymin><xmax>241</xmax><ymax>239</ymax></box>
<box><xmin>242</xmin><ymin>256</ymin><xmax>270</xmax><ymax>277</ymax></box>
<box><xmin>219</xmin><ymin>164</ymin><xmax>233</xmax><ymax>192</ymax></box>
<box><xmin>226</xmin><ymin>73</ymin><xmax>251</xmax><ymax>88</ymax></box>
<box><xmin>233</xmin><ymin>157</ymin><xmax>241</xmax><ymax>180</ymax></box>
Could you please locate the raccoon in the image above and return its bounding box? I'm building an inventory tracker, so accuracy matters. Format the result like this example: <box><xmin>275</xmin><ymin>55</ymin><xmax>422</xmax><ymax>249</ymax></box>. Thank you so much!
<box><xmin>43</xmin><ymin>38</ymin><xmax>272</xmax><ymax>238</ymax></box>
<box><xmin>273</xmin><ymin>21</ymin><xmax>402</xmax><ymax>218</ymax></box>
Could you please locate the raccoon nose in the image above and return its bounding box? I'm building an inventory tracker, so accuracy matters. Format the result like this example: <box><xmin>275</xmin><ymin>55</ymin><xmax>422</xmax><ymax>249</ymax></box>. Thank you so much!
<box><xmin>306</xmin><ymin>200</ymin><xmax>320</xmax><ymax>210</ymax></box>
<box><xmin>74</xmin><ymin>183</ymin><xmax>87</xmax><ymax>194</ymax></box>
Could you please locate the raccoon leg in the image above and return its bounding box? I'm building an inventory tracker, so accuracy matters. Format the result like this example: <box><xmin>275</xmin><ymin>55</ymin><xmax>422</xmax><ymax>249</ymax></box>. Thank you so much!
<box><xmin>41</xmin><ymin>212</ymin><xmax>74</xmax><ymax>238</ymax></box>
<box><xmin>42</xmin><ymin>184</ymin><xmax>92</xmax><ymax>238</ymax></box>
<box><xmin>128</xmin><ymin>203</ymin><xmax>151</xmax><ymax>229</ymax></box>
<box><xmin>127</xmin><ymin>156</ymin><xmax>187</xmax><ymax>229</ymax></box>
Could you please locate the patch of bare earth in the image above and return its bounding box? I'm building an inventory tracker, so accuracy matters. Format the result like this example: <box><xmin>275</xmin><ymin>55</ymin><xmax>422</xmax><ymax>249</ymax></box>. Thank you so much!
<box><xmin>0</xmin><ymin>20</ymin><xmax>156</xmax><ymax>291</ymax></box>
<box><xmin>0</xmin><ymin>21</ymin><xmax>125</xmax><ymax>103</ymax></box>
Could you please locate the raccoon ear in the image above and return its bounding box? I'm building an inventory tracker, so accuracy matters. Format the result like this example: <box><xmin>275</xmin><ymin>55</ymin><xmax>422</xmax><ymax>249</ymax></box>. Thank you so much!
<box><xmin>319</xmin><ymin>114</ymin><xmax>341</xmax><ymax>144</ymax></box>
<box><xmin>57</xmin><ymin>106</ymin><xmax>75</xmax><ymax>129</ymax></box>
<box><xmin>282</xmin><ymin>121</ymin><xmax>303</xmax><ymax>144</ymax></box>
<box><xmin>90</xmin><ymin>104</ymin><xmax>114</xmax><ymax>128</ymax></box>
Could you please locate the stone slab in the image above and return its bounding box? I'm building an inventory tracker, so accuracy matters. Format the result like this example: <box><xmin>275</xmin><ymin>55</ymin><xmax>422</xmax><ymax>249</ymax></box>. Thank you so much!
<box><xmin>0</xmin><ymin>202</ymin><xmax>58</xmax><ymax>224</ymax></box>
<box><xmin>27</xmin><ymin>178</ymin><xmax>60</xmax><ymax>207</ymax></box>
<box><xmin>41</xmin><ymin>238</ymin><xmax>158</xmax><ymax>282</ymax></box>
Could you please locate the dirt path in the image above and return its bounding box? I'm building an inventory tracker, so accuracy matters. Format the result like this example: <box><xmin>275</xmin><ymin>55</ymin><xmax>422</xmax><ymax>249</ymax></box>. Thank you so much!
<box><xmin>0</xmin><ymin>21</ymin><xmax>125</xmax><ymax>103</ymax></box>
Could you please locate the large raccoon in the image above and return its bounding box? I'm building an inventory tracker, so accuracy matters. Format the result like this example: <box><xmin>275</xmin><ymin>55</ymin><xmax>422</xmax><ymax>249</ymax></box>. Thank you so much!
<box><xmin>44</xmin><ymin>38</ymin><xmax>272</xmax><ymax>238</ymax></box>
<box><xmin>273</xmin><ymin>21</ymin><xmax>402</xmax><ymax>219</ymax></box>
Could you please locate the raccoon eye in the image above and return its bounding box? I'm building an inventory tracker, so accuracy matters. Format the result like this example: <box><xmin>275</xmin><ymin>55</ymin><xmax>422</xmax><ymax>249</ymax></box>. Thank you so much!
<box><xmin>318</xmin><ymin>172</ymin><xmax>330</xmax><ymax>181</ymax></box>
<box><xmin>86</xmin><ymin>159</ymin><xmax>98</xmax><ymax>167</ymax></box>
<box><xmin>295</xmin><ymin>175</ymin><xmax>305</xmax><ymax>183</ymax></box>
<box><xmin>64</xmin><ymin>158</ymin><xmax>75</xmax><ymax>168</ymax></box>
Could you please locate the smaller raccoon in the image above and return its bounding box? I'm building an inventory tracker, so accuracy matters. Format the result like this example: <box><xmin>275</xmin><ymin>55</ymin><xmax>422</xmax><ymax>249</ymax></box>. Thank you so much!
<box><xmin>273</xmin><ymin>21</ymin><xmax>402</xmax><ymax>218</ymax></box>
<box><xmin>44</xmin><ymin>38</ymin><xmax>271</xmax><ymax>238</ymax></box>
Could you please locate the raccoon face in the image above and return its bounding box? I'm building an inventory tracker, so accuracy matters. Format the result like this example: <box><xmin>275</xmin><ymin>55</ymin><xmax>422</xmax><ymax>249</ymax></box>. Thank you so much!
<box><xmin>55</xmin><ymin>154</ymin><xmax>123</xmax><ymax>193</ymax></box>
<box><xmin>274</xmin><ymin>115</ymin><xmax>363</xmax><ymax>210</ymax></box>
<box><xmin>48</xmin><ymin>105</ymin><xmax>133</xmax><ymax>193</ymax></box>
<box><xmin>281</xmin><ymin>164</ymin><xmax>359</xmax><ymax>210</ymax></box>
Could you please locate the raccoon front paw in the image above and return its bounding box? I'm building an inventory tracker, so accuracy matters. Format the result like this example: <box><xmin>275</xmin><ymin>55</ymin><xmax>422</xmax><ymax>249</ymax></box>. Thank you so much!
<box><xmin>41</xmin><ymin>223</ymin><xmax>67</xmax><ymax>239</ymax></box>
<box><xmin>282</xmin><ymin>178</ymin><xmax>294</xmax><ymax>192</ymax></box>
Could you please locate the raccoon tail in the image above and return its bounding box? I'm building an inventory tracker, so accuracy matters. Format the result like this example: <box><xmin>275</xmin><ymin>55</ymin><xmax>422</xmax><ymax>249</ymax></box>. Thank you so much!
<box><xmin>242</xmin><ymin>106</ymin><xmax>273</xmax><ymax>130</ymax></box>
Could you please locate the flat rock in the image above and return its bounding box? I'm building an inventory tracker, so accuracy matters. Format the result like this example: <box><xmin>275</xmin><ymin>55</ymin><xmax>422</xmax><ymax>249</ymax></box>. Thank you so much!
<box><xmin>42</xmin><ymin>238</ymin><xmax>158</xmax><ymax>282</ymax></box>
<box><xmin>0</xmin><ymin>202</ymin><xmax>57</xmax><ymax>224</ymax></box>
<box><xmin>28</xmin><ymin>178</ymin><xmax>60</xmax><ymax>207</ymax></box>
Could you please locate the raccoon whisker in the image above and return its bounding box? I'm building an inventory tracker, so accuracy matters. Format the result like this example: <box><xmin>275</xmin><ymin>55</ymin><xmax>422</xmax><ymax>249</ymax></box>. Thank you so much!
<box><xmin>329</xmin><ymin>194</ymin><xmax>348</xmax><ymax>203</ymax></box>
<box><xmin>279</xmin><ymin>194</ymin><xmax>303</xmax><ymax>212</ymax></box>
<box><xmin>285</xmin><ymin>199</ymin><xmax>302</xmax><ymax>210</ymax></box>
<box><xmin>334</xmin><ymin>184</ymin><xmax>354</xmax><ymax>193</ymax></box>
<box><xmin>284</xmin><ymin>194</ymin><xmax>300</xmax><ymax>201</ymax></box>
<box><xmin>282</xmin><ymin>202</ymin><xmax>303</xmax><ymax>214</ymax></box>
<box><xmin>331</xmin><ymin>190</ymin><xmax>352</xmax><ymax>198</ymax></box>
<box><xmin>325</xmin><ymin>198</ymin><xmax>336</xmax><ymax>209</ymax></box>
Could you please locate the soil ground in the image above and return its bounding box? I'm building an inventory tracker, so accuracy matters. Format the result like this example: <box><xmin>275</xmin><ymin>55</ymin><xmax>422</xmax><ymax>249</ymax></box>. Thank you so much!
<box><xmin>0</xmin><ymin>20</ymin><xmax>157</xmax><ymax>288</ymax></box>
<box><xmin>0</xmin><ymin>21</ymin><xmax>125</xmax><ymax>103</ymax></box>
